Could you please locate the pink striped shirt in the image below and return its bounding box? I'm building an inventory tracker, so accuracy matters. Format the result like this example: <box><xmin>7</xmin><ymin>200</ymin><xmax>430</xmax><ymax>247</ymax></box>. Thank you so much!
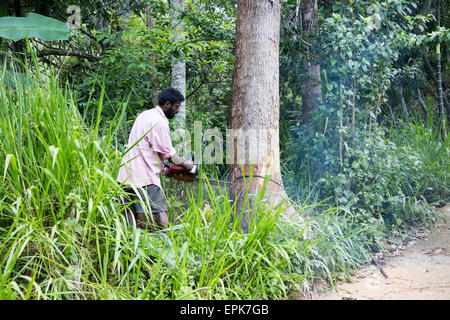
<box><xmin>117</xmin><ymin>106</ymin><xmax>176</xmax><ymax>188</ymax></box>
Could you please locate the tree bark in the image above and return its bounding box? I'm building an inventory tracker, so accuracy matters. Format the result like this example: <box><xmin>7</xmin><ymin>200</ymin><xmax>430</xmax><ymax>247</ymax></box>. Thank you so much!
<box><xmin>423</xmin><ymin>52</ymin><xmax>449</xmax><ymax>123</ymax></box>
<box><xmin>32</xmin><ymin>49</ymin><xmax>100</xmax><ymax>62</ymax></box>
<box><xmin>295</xmin><ymin>0</ymin><xmax>302</xmax><ymax>33</ymax></box>
<box><xmin>339</xmin><ymin>76</ymin><xmax>343</xmax><ymax>174</ymax></box>
<box><xmin>170</xmin><ymin>0</ymin><xmax>187</xmax><ymax>129</ymax></box>
<box><xmin>436</xmin><ymin>0</ymin><xmax>447</xmax><ymax>140</ymax></box>
<box><xmin>417</xmin><ymin>88</ymin><xmax>428</xmax><ymax>127</ymax></box>
<box><xmin>230</xmin><ymin>0</ymin><xmax>294</xmax><ymax>233</ymax></box>
<box><xmin>301</xmin><ymin>0</ymin><xmax>321</xmax><ymax>126</ymax></box>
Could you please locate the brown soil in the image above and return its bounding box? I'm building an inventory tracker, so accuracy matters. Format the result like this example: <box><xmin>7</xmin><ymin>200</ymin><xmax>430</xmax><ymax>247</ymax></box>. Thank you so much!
<box><xmin>303</xmin><ymin>203</ymin><xmax>450</xmax><ymax>300</ymax></box>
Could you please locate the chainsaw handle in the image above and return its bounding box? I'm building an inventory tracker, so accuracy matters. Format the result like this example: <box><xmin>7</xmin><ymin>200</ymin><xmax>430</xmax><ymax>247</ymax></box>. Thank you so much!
<box><xmin>189</xmin><ymin>164</ymin><xmax>198</xmax><ymax>175</ymax></box>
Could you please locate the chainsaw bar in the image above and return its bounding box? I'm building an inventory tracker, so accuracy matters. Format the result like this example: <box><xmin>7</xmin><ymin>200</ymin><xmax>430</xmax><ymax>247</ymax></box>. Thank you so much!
<box><xmin>190</xmin><ymin>176</ymin><xmax>231</xmax><ymax>189</ymax></box>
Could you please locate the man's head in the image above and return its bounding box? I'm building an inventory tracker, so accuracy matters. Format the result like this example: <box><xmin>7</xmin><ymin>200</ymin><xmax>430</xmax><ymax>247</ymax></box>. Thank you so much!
<box><xmin>158</xmin><ymin>87</ymin><xmax>185</xmax><ymax>119</ymax></box>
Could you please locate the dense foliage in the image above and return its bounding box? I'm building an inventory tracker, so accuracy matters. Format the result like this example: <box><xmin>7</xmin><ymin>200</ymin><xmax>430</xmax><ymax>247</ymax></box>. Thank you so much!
<box><xmin>284</xmin><ymin>0</ymin><xmax>449</xmax><ymax>235</ymax></box>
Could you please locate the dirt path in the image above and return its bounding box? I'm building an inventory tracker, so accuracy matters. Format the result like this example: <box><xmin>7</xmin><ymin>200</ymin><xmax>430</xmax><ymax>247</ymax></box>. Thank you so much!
<box><xmin>307</xmin><ymin>203</ymin><xmax>450</xmax><ymax>300</ymax></box>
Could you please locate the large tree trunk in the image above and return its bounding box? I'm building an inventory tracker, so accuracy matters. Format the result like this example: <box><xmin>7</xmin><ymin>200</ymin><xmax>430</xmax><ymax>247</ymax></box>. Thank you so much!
<box><xmin>301</xmin><ymin>0</ymin><xmax>321</xmax><ymax>126</ymax></box>
<box><xmin>170</xmin><ymin>0</ymin><xmax>187</xmax><ymax>128</ymax></box>
<box><xmin>230</xmin><ymin>0</ymin><xmax>294</xmax><ymax>233</ymax></box>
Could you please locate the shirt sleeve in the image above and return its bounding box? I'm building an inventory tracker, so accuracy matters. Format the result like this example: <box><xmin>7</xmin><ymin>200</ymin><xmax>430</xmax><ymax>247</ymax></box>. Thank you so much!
<box><xmin>144</xmin><ymin>120</ymin><xmax>176</xmax><ymax>159</ymax></box>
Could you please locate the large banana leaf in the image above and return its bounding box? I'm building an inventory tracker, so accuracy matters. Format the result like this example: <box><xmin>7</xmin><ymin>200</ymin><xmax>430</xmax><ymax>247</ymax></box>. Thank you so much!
<box><xmin>0</xmin><ymin>13</ymin><xmax>69</xmax><ymax>41</ymax></box>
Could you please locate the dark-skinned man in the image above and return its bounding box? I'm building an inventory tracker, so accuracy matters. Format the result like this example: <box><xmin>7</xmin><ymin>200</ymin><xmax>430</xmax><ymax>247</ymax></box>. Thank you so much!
<box><xmin>117</xmin><ymin>87</ymin><xmax>193</xmax><ymax>229</ymax></box>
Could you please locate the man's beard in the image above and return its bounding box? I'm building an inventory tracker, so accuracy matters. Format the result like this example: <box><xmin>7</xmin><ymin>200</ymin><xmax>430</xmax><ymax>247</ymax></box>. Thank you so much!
<box><xmin>164</xmin><ymin>106</ymin><xmax>177</xmax><ymax>119</ymax></box>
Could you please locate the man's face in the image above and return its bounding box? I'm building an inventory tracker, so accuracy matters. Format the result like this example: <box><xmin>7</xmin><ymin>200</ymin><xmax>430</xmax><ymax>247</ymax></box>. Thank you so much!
<box><xmin>163</xmin><ymin>101</ymin><xmax>180</xmax><ymax>119</ymax></box>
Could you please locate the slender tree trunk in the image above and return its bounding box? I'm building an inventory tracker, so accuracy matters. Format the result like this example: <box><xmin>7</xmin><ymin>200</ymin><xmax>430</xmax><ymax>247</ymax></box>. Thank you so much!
<box><xmin>398</xmin><ymin>83</ymin><xmax>410</xmax><ymax>121</ymax></box>
<box><xmin>436</xmin><ymin>0</ymin><xmax>447</xmax><ymax>140</ymax></box>
<box><xmin>301</xmin><ymin>0</ymin><xmax>321</xmax><ymax>126</ymax></box>
<box><xmin>423</xmin><ymin>52</ymin><xmax>449</xmax><ymax>124</ymax></box>
<box><xmin>230</xmin><ymin>0</ymin><xmax>294</xmax><ymax>233</ymax></box>
<box><xmin>339</xmin><ymin>76</ymin><xmax>343</xmax><ymax>174</ymax></box>
<box><xmin>170</xmin><ymin>0</ymin><xmax>187</xmax><ymax>128</ymax></box>
<box><xmin>417</xmin><ymin>88</ymin><xmax>428</xmax><ymax>127</ymax></box>
<box><xmin>369</xmin><ymin>68</ymin><xmax>373</xmax><ymax>133</ymax></box>
<box><xmin>295</xmin><ymin>0</ymin><xmax>302</xmax><ymax>32</ymax></box>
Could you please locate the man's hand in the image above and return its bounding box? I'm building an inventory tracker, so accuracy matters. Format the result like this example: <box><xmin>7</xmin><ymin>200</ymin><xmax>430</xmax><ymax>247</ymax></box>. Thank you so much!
<box><xmin>169</xmin><ymin>154</ymin><xmax>194</xmax><ymax>170</ymax></box>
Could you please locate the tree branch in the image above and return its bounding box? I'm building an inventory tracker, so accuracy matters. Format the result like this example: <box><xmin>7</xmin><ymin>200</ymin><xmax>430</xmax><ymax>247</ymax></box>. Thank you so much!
<box><xmin>32</xmin><ymin>49</ymin><xmax>101</xmax><ymax>62</ymax></box>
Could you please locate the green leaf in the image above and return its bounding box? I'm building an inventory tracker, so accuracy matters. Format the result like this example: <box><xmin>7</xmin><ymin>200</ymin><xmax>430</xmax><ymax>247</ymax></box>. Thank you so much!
<box><xmin>0</xmin><ymin>13</ymin><xmax>69</xmax><ymax>41</ymax></box>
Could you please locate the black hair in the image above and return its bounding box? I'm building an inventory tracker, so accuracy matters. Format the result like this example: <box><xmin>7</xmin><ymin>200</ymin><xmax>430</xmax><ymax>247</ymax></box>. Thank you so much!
<box><xmin>158</xmin><ymin>87</ymin><xmax>185</xmax><ymax>107</ymax></box>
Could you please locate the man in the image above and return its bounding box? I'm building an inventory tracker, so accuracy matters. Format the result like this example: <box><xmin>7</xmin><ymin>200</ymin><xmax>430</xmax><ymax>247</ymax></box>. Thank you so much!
<box><xmin>117</xmin><ymin>87</ymin><xmax>193</xmax><ymax>229</ymax></box>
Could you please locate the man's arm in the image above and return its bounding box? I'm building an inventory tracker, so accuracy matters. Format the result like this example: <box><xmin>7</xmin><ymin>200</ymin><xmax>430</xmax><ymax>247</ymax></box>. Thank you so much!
<box><xmin>169</xmin><ymin>153</ymin><xmax>194</xmax><ymax>170</ymax></box>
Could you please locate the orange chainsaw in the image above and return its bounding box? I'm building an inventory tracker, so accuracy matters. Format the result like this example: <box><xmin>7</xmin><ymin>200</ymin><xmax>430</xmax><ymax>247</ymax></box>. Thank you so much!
<box><xmin>162</xmin><ymin>162</ymin><xmax>199</xmax><ymax>182</ymax></box>
<box><xmin>162</xmin><ymin>163</ymin><xmax>230</xmax><ymax>188</ymax></box>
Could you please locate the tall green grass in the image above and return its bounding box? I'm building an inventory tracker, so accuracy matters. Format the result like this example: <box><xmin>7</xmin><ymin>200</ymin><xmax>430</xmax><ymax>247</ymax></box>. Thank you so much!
<box><xmin>0</xmin><ymin>54</ymin><xmax>127</xmax><ymax>299</ymax></box>
<box><xmin>388</xmin><ymin>118</ymin><xmax>450</xmax><ymax>204</ymax></box>
<box><xmin>0</xmin><ymin>54</ymin><xmax>382</xmax><ymax>300</ymax></box>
